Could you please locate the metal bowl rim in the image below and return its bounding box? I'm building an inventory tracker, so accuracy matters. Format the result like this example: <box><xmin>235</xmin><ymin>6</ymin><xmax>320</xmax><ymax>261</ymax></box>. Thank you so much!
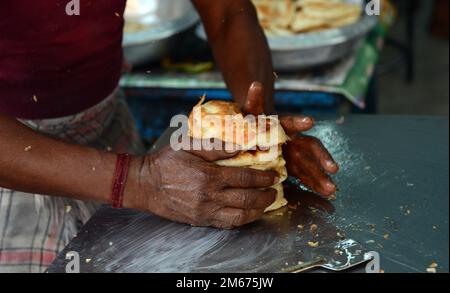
<box><xmin>123</xmin><ymin>10</ymin><xmax>199</xmax><ymax>47</ymax></box>
<box><xmin>195</xmin><ymin>14</ymin><xmax>378</xmax><ymax>51</ymax></box>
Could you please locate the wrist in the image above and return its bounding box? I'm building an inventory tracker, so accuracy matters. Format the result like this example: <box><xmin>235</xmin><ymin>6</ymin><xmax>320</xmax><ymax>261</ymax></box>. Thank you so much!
<box><xmin>122</xmin><ymin>155</ymin><xmax>148</xmax><ymax>210</ymax></box>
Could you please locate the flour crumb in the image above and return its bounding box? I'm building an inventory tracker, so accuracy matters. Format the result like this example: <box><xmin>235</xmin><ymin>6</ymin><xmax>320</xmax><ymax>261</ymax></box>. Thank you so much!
<box><xmin>336</xmin><ymin>116</ymin><xmax>345</xmax><ymax>125</ymax></box>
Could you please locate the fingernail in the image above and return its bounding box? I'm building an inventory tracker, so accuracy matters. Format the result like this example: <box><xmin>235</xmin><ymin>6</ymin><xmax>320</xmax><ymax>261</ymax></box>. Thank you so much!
<box><xmin>273</xmin><ymin>176</ymin><xmax>280</xmax><ymax>185</ymax></box>
<box><xmin>301</xmin><ymin>117</ymin><xmax>314</xmax><ymax>125</ymax></box>
<box><xmin>325</xmin><ymin>181</ymin><xmax>336</xmax><ymax>193</ymax></box>
<box><xmin>300</xmin><ymin>117</ymin><xmax>310</xmax><ymax>123</ymax></box>
<box><xmin>250</xmin><ymin>81</ymin><xmax>262</xmax><ymax>90</ymax></box>
<box><xmin>326</xmin><ymin>161</ymin><xmax>337</xmax><ymax>169</ymax></box>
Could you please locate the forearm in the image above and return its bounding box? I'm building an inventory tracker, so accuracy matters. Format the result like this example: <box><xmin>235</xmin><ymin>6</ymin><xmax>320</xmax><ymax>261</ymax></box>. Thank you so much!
<box><xmin>0</xmin><ymin>112</ymin><xmax>116</xmax><ymax>203</ymax></box>
<box><xmin>193</xmin><ymin>0</ymin><xmax>275</xmax><ymax>112</ymax></box>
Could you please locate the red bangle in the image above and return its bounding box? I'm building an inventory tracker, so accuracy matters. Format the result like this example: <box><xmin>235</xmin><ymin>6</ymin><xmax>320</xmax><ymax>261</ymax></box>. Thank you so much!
<box><xmin>110</xmin><ymin>153</ymin><xmax>131</xmax><ymax>209</ymax></box>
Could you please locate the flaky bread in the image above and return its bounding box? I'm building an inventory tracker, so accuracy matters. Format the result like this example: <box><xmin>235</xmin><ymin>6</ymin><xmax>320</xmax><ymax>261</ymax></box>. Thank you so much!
<box><xmin>188</xmin><ymin>98</ymin><xmax>289</xmax><ymax>212</ymax></box>
<box><xmin>188</xmin><ymin>97</ymin><xmax>288</xmax><ymax>150</ymax></box>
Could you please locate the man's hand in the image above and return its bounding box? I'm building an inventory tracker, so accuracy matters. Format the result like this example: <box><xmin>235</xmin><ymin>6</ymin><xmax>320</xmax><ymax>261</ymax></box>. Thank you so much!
<box><xmin>124</xmin><ymin>145</ymin><xmax>278</xmax><ymax>229</ymax></box>
<box><xmin>240</xmin><ymin>83</ymin><xmax>339</xmax><ymax>197</ymax></box>
<box><xmin>280</xmin><ymin>117</ymin><xmax>339</xmax><ymax>197</ymax></box>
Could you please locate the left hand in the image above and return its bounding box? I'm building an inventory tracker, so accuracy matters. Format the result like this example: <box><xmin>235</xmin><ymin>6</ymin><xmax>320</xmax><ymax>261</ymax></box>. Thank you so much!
<box><xmin>280</xmin><ymin>117</ymin><xmax>339</xmax><ymax>197</ymax></box>
<box><xmin>240</xmin><ymin>82</ymin><xmax>339</xmax><ymax>197</ymax></box>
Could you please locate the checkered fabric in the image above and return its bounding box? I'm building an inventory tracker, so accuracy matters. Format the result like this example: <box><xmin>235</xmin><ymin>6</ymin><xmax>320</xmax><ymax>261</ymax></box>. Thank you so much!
<box><xmin>0</xmin><ymin>89</ymin><xmax>145</xmax><ymax>273</ymax></box>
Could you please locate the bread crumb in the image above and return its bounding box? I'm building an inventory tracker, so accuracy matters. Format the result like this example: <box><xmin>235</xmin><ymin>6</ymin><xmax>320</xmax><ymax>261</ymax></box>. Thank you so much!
<box><xmin>85</xmin><ymin>258</ymin><xmax>92</xmax><ymax>263</ymax></box>
<box><xmin>297</xmin><ymin>224</ymin><xmax>304</xmax><ymax>230</ymax></box>
<box><xmin>429</xmin><ymin>262</ymin><xmax>438</xmax><ymax>269</ymax></box>
<box><xmin>383</xmin><ymin>233</ymin><xmax>390</xmax><ymax>240</ymax></box>
<box><xmin>336</xmin><ymin>116</ymin><xmax>345</xmax><ymax>125</ymax></box>
<box><xmin>308</xmin><ymin>241</ymin><xmax>319</xmax><ymax>248</ymax></box>
<box><xmin>427</xmin><ymin>267</ymin><xmax>437</xmax><ymax>273</ymax></box>
<box><xmin>109</xmin><ymin>242</ymin><xmax>113</xmax><ymax>246</ymax></box>
<box><xmin>24</xmin><ymin>146</ymin><xmax>32</xmax><ymax>152</ymax></box>
<box><xmin>32</xmin><ymin>95</ymin><xmax>38</xmax><ymax>102</ymax></box>
<box><xmin>379</xmin><ymin>269</ymin><xmax>385</xmax><ymax>273</ymax></box>
<box><xmin>114</xmin><ymin>12</ymin><xmax>121</xmax><ymax>17</ymax></box>
<box><xmin>92</xmin><ymin>166</ymin><xmax>96</xmax><ymax>172</ymax></box>
<box><xmin>329</xmin><ymin>194</ymin><xmax>336</xmax><ymax>201</ymax></box>
<box><xmin>310</xmin><ymin>224</ymin><xmax>318</xmax><ymax>233</ymax></box>
<box><xmin>65</xmin><ymin>205</ymin><xmax>72</xmax><ymax>213</ymax></box>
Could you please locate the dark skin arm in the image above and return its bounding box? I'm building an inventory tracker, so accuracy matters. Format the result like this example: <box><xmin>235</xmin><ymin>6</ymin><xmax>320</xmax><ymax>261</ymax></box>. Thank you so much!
<box><xmin>0</xmin><ymin>112</ymin><xmax>277</xmax><ymax>229</ymax></box>
<box><xmin>0</xmin><ymin>112</ymin><xmax>116</xmax><ymax>203</ymax></box>
<box><xmin>0</xmin><ymin>0</ymin><xmax>336</xmax><ymax>232</ymax></box>
<box><xmin>193</xmin><ymin>0</ymin><xmax>339</xmax><ymax>196</ymax></box>
<box><xmin>192</xmin><ymin>0</ymin><xmax>274</xmax><ymax>113</ymax></box>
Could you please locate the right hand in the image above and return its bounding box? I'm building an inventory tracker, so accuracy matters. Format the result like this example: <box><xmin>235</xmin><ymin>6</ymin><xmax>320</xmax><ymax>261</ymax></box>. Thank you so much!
<box><xmin>124</xmin><ymin>145</ymin><xmax>279</xmax><ymax>229</ymax></box>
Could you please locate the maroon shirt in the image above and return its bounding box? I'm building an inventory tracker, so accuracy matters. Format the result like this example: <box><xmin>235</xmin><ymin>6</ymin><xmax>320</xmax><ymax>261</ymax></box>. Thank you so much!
<box><xmin>0</xmin><ymin>0</ymin><xmax>126</xmax><ymax>119</ymax></box>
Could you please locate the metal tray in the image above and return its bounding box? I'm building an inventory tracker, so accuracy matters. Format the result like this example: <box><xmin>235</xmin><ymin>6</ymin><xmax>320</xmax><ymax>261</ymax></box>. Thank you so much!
<box><xmin>123</xmin><ymin>0</ymin><xmax>199</xmax><ymax>65</ymax></box>
<box><xmin>195</xmin><ymin>0</ymin><xmax>378</xmax><ymax>71</ymax></box>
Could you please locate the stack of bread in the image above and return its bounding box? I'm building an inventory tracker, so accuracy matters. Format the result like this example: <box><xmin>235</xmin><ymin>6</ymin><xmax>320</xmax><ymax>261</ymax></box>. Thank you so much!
<box><xmin>188</xmin><ymin>97</ymin><xmax>289</xmax><ymax>212</ymax></box>
<box><xmin>252</xmin><ymin>0</ymin><xmax>362</xmax><ymax>35</ymax></box>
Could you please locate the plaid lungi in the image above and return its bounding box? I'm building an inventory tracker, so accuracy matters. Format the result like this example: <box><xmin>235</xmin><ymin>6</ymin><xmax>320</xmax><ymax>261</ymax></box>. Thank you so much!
<box><xmin>0</xmin><ymin>89</ymin><xmax>145</xmax><ymax>273</ymax></box>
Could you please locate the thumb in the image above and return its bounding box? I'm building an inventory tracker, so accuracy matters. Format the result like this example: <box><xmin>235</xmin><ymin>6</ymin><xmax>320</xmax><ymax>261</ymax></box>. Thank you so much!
<box><xmin>186</xmin><ymin>138</ymin><xmax>241</xmax><ymax>162</ymax></box>
<box><xmin>242</xmin><ymin>82</ymin><xmax>265</xmax><ymax>115</ymax></box>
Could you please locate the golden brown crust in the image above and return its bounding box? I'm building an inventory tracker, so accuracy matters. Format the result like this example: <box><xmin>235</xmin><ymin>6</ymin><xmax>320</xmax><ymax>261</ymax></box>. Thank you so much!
<box><xmin>253</xmin><ymin>0</ymin><xmax>362</xmax><ymax>35</ymax></box>
<box><xmin>188</xmin><ymin>98</ymin><xmax>290</xmax><ymax>212</ymax></box>
<box><xmin>188</xmin><ymin>98</ymin><xmax>288</xmax><ymax>149</ymax></box>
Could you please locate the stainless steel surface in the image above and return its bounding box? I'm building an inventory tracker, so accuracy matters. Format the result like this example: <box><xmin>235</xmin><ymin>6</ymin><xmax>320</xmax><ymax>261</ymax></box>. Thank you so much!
<box><xmin>123</xmin><ymin>0</ymin><xmax>199</xmax><ymax>65</ymax></box>
<box><xmin>46</xmin><ymin>127</ymin><xmax>370</xmax><ymax>273</ymax></box>
<box><xmin>46</xmin><ymin>185</ymin><xmax>369</xmax><ymax>273</ymax></box>
<box><xmin>195</xmin><ymin>0</ymin><xmax>378</xmax><ymax>70</ymax></box>
<box><xmin>47</xmin><ymin>116</ymin><xmax>449</xmax><ymax>273</ymax></box>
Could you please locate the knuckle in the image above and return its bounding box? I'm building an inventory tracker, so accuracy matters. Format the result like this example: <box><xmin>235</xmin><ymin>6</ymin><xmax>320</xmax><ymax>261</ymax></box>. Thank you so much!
<box><xmin>237</xmin><ymin>170</ymin><xmax>252</xmax><ymax>185</ymax></box>
<box><xmin>192</xmin><ymin>192</ymin><xmax>208</xmax><ymax>209</ymax></box>
<box><xmin>197</xmin><ymin>167</ymin><xmax>216</xmax><ymax>185</ymax></box>
<box><xmin>190</xmin><ymin>209</ymin><xmax>204</xmax><ymax>223</ymax></box>
<box><xmin>240</xmin><ymin>191</ymin><xmax>253</xmax><ymax>208</ymax></box>
<box><xmin>231</xmin><ymin>210</ymin><xmax>246</xmax><ymax>226</ymax></box>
